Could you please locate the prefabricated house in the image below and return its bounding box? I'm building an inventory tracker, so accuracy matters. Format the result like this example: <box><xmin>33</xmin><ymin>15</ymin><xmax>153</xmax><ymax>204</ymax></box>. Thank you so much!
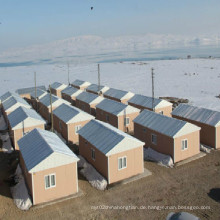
<box><xmin>96</xmin><ymin>99</ymin><xmax>140</xmax><ymax>133</ymax></box>
<box><xmin>0</xmin><ymin>91</ymin><xmax>20</xmax><ymax>105</ymax></box>
<box><xmin>128</xmin><ymin>94</ymin><xmax>173</xmax><ymax>117</ymax></box>
<box><xmin>38</xmin><ymin>94</ymin><xmax>70</xmax><ymax>122</ymax></box>
<box><xmin>18</xmin><ymin>128</ymin><xmax>79</xmax><ymax>205</ymax></box>
<box><xmin>78</xmin><ymin>119</ymin><xmax>144</xmax><ymax>184</ymax></box>
<box><xmin>53</xmin><ymin>103</ymin><xmax>95</xmax><ymax>144</ymax></box>
<box><xmin>16</xmin><ymin>86</ymin><xmax>46</xmax><ymax>99</ymax></box>
<box><xmin>2</xmin><ymin>95</ymin><xmax>31</xmax><ymax>119</ymax></box>
<box><xmin>71</xmin><ymin>79</ymin><xmax>91</xmax><ymax>90</ymax></box>
<box><xmin>172</xmin><ymin>104</ymin><xmax>220</xmax><ymax>149</ymax></box>
<box><xmin>103</xmin><ymin>88</ymin><xmax>134</xmax><ymax>104</ymax></box>
<box><xmin>8</xmin><ymin>106</ymin><xmax>46</xmax><ymax>150</ymax></box>
<box><xmin>75</xmin><ymin>91</ymin><xmax>104</xmax><ymax>116</ymax></box>
<box><xmin>133</xmin><ymin>109</ymin><xmax>201</xmax><ymax>163</ymax></box>
<box><xmin>61</xmin><ymin>86</ymin><xmax>83</xmax><ymax>105</ymax></box>
<box><xmin>86</xmin><ymin>84</ymin><xmax>109</xmax><ymax>96</ymax></box>
<box><xmin>30</xmin><ymin>89</ymin><xmax>48</xmax><ymax>111</ymax></box>
<box><xmin>50</xmin><ymin>82</ymin><xmax>68</xmax><ymax>98</ymax></box>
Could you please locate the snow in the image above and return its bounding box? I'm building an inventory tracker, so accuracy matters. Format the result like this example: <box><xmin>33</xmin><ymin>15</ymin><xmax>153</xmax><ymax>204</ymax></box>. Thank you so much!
<box><xmin>0</xmin><ymin>132</ymin><xmax>13</xmax><ymax>153</ymax></box>
<box><xmin>144</xmin><ymin>147</ymin><xmax>174</xmax><ymax>168</ymax></box>
<box><xmin>0</xmin><ymin>115</ymin><xmax>8</xmax><ymax>130</ymax></box>
<box><xmin>200</xmin><ymin>144</ymin><xmax>212</xmax><ymax>153</ymax></box>
<box><xmin>78</xmin><ymin>156</ymin><xmax>107</xmax><ymax>190</ymax></box>
<box><xmin>10</xmin><ymin>165</ymin><xmax>32</xmax><ymax>210</ymax></box>
<box><xmin>0</xmin><ymin>58</ymin><xmax>220</xmax><ymax>112</ymax></box>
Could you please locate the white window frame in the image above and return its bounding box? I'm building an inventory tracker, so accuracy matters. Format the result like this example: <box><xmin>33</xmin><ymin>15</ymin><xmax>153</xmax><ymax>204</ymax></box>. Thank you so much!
<box><xmin>118</xmin><ymin>156</ymin><xmax>127</xmax><ymax>170</ymax></box>
<box><xmin>45</xmin><ymin>173</ymin><xmax>56</xmax><ymax>189</ymax></box>
<box><xmin>151</xmin><ymin>134</ymin><xmax>157</xmax><ymax>145</ymax></box>
<box><xmin>75</xmin><ymin>125</ymin><xmax>82</xmax><ymax>134</ymax></box>
<box><xmin>181</xmin><ymin>139</ymin><xmax>188</xmax><ymax>150</ymax></box>
<box><xmin>159</xmin><ymin>111</ymin><xmax>164</xmax><ymax>115</ymax></box>
<box><xmin>124</xmin><ymin>117</ymin><xmax>130</xmax><ymax>126</ymax></box>
<box><xmin>91</xmin><ymin>148</ymin><xmax>95</xmax><ymax>161</ymax></box>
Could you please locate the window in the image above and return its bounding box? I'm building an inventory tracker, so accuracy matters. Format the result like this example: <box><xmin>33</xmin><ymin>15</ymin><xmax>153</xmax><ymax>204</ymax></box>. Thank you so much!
<box><xmin>182</xmin><ymin>139</ymin><xmax>188</xmax><ymax>150</ymax></box>
<box><xmin>106</xmin><ymin>115</ymin><xmax>110</xmax><ymax>122</ymax></box>
<box><xmin>143</xmin><ymin>128</ymin><xmax>147</xmax><ymax>133</ymax></box>
<box><xmin>159</xmin><ymin>111</ymin><xmax>164</xmax><ymax>115</ymax></box>
<box><xmin>91</xmin><ymin>148</ymin><xmax>95</xmax><ymax>160</ymax></box>
<box><xmin>151</xmin><ymin>134</ymin><xmax>157</xmax><ymax>145</ymax></box>
<box><xmin>59</xmin><ymin>121</ymin><xmax>62</xmax><ymax>130</ymax></box>
<box><xmin>81</xmin><ymin>104</ymin><xmax>85</xmax><ymax>111</ymax></box>
<box><xmin>45</xmin><ymin>174</ymin><xmax>56</xmax><ymax>189</ymax></box>
<box><xmin>85</xmin><ymin>141</ymin><xmax>88</xmax><ymax>145</ymax></box>
<box><xmin>118</xmin><ymin>157</ymin><xmax>127</xmax><ymax>170</ymax></box>
<box><xmin>75</xmin><ymin>125</ymin><xmax>82</xmax><ymax>134</ymax></box>
<box><xmin>124</xmin><ymin>117</ymin><xmax>130</xmax><ymax>126</ymax></box>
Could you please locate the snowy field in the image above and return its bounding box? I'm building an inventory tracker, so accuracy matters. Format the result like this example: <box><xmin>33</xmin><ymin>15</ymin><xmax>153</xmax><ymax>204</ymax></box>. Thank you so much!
<box><xmin>0</xmin><ymin>58</ymin><xmax>220</xmax><ymax>111</ymax></box>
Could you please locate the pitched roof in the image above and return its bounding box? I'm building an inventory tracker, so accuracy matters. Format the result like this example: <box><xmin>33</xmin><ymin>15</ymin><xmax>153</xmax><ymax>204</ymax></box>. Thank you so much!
<box><xmin>76</xmin><ymin>91</ymin><xmax>104</xmax><ymax>104</ymax></box>
<box><xmin>50</xmin><ymin>82</ymin><xmax>67</xmax><ymax>90</ymax></box>
<box><xmin>71</xmin><ymin>79</ymin><xmax>91</xmax><ymax>87</ymax></box>
<box><xmin>86</xmin><ymin>84</ymin><xmax>109</xmax><ymax>94</ymax></box>
<box><xmin>2</xmin><ymin>96</ymin><xmax>30</xmax><ymax>111</ymax></box>
<box><xmin>133</xmin><ymin>109</ymin><xmax>200</xmax><ymax>138</ymax></box>
<box><xmin>103</xmin><ymin>88</ymin><xmax>134</xmax><ymax>100</ymax></box>
<box><xmin>16</xmin><ymin>86</ymin><xmax>46</xmax><ymax>95</ymax></box>
<box><xmin>96</xmin><ymin>99</ymin><xmax>140</xmax><ymax>116</ymax></box>
<box><xmin>18</xmin><ymin>128</ymin><xmax>79</xmax><ymax>173</ymax></box>
<box><xmin>30</xmin><ymin>89</ymin><xmax>47</xmax><ymax>99</ymax></box>
<box><xmin>39</xmin><ymin>94</ymin><xmax>70</xmax><ymax>107</ymax></box>
<box><xmin>61</xmin><ymin>86</ymin><xmax>82</xmax><ymax>96</ymax></box>
<box><xmin>128</xmin><ymin>94</ymin><xmax>172</xmax><ymax>109</ymax></box>
<box><xmin>0</xmin><ymin>91</ymin><xmax>20</xmax><ymax>103</ymax></box>
<box><xmin>172</xmin><ymin>104</ymin><xmax>220</xmax><ymax>127</ymax></box>
<box><xmin>53</xmin><ymin>103</ymin><xmax>94</xmax><ymax>123</ymax></box>
<box><xmin>78</xmin><ymin>119</ymin><xmax>144</xmax><ymax>156</ymax></box>
<box><xmin>8</xmin><ymin>106</ymin><xmax>45</xmax><ymax>129</ymax></box>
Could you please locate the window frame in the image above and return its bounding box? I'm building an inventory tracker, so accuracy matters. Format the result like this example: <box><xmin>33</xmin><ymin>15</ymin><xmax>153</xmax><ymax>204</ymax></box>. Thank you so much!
<box><xmin>59</xmin><ymin>120</ymin><xmax>62</xmax><ymax>130</ymax></box>
<box><xmin>124</xmin><ymin>117</ymin><xmax>130</xmax><ymax>126</ymax></box>
<box><xmin>91</xmin><ymin>148</ymin><xmax>96</xmax><ymax>161</ymax></box>
<box><xmin>118</xmin><ymin>156</ymin><xmax>127</xmax><ymax>170</ymax></box>
<box><xmin>75</xmin><ymin>125</ymin><xmax>82</xmax><ymax>134</ymax></box>
<box><xmin>159</xmin><ymin>111</ymin><xmax>164</xmax><ymax>115</ymax></box>
<box><xmin>151</xmin><ymin>134</ymin><xmax>157</xmax><ymax>145</ymax></box>
<box><xmin>106</xmin><ymin>115</ymin><xmax>110</xmax><ymax>122</ymax></box>
<box><xmin>45</xmin><ymin>173</ymin><xmax>56</xmax><ymax>189</ymax></box>
<box><xmin>181</xmin><ymin>139</ymin><xmax>188</xmax><ymax>150</ymax></box>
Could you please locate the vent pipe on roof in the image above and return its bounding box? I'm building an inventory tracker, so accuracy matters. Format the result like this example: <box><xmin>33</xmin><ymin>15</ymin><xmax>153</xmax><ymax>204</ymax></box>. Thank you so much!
<box><xmin>151</xmin><ymin>68</ymin><xmax>155</xmax><ymax>112</ymax></box>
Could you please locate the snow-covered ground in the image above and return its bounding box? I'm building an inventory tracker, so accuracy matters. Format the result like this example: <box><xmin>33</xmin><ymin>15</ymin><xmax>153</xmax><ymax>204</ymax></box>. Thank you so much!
<box><xmin>0</xmin><ymin>58</ymin><xmax>219</xmax><ymax>111</ymax></box>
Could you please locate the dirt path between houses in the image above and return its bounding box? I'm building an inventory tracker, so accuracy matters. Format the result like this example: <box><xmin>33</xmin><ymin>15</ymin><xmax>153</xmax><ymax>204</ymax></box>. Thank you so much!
<box><xmin>0</xmin><ymin>150</ymin><xmax>220</xmax><ymax>220</ymax></box>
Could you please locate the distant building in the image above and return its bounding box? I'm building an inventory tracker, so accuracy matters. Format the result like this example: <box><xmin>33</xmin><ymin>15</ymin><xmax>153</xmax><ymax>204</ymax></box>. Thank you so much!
<box><xmin>86</xmin><ymin>84</ymin><xmax>109</xmax><ymax>96</ymax></box>
<box><xmin>128</xmin><ymin>94</ymin><xmax>173</xmax><ymax>117</ymax></box>
<box><xmin>78</xmin><ymin>120</ymin><xmax>144</xmax><ymax>184</ymax></box>
<box><xmin>61</xmin><ymin>86</ymin><xmax>83</xmax><ymax>105</ymax></box>
<box><xmin>53</xmin><ymin>103</ymin><xmax>94</xmax><ymax>144</ymax></box>
<box><xmin>16</xmin><ymin>86</ymin><xmax>46</xmax><ymax>99</ymax></box>
<box><xmin>103</xmin><ymin>88</ymin><xmax>134</xmax><ymax>104</ymax></box>
<box><xmin>172</xmin><ymin>104</ymin><xmax>220</xmax><ymax>149</ymax></box>
<box><xmin>133</xmin><ymin>109</ymin><xmax>201</xmax><ymax>163</ymax></box>
<box><xmin>38</xmin><ymin>94</ymin><xmax>70</xmax><ymax>122</ymax></box>
<box><xmin>50</xmin><ymin>82</ymin><xmax>67</xmax><ymax>98</ymax></box>
<box><xmin>30</xmin><ymin>89</ymin><xmax>48</xmax><ymax>111</ymax></box>
<box><xmin>71</xmin><ymin>79</ymin><xmax>91</xmax><ymax>90</ymax></box>
<box><xmin>75</xmin><ymin>91</ymin><xmax>104</xmax><ymax>116</ymax></box>
<box><xmin>18</xmin><ymin>128</ymin><xmax>79</xmax><ymax>205</ymax></box>
<box><xmin>96</xmin><ymin>99</ymin><xmax>140</xmax><ymax>133</ymax></box>
<box><xmin>8</xmin><ymin>106</ymin><xmax>46</xmax><ymax>150</ymax></box>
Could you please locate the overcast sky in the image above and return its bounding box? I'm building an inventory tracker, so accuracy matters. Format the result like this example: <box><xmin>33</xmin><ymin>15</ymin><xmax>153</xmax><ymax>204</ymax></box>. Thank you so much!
<box><xmin>0</xmin><ymin>0</ymin><xmax>220</xmax><ymax>51</ymax></box>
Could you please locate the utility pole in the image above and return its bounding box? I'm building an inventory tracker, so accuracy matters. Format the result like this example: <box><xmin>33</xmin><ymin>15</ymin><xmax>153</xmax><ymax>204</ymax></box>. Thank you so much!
<box><xmin>34</xmin><ymin>72</ymin><xmax>37</xmax><ymax>99</ymax></box>
<box><xmin>151</xmin><ymin>68</ymin><xmax>155</xmax><ymax>112</ymax></box>
<box><xmin>98</xmin><ymin>64</ymin><xmax>101</xmax><ymax>94</ymax></box>
<box><xmin>49</xmin><ymin>85</ymin><xmax>54</xmax><ymax>132</ymax></box>
<box><xmin>67</xmin><ymin>61</ymin><xmax>70</xmax><ymax>85</ymax></box>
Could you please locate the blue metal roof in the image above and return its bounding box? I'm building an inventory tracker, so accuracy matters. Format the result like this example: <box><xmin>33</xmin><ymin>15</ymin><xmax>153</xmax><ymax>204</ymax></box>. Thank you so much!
<box><xmin>39</xmin><ymin>93</ymin><xmax>59</xmax><ymax>107</ymax></box>
<box><xmin>133</xmin><ymin>109</ymin><xmax>186</xmax><ymax>137</ymax></box>
<box><xmin>76</xmin><ymin>91</ymin><xmax>99</xmax><ymax>104</ymax></box>
<box><xmin>172</xmin><ymin>104</ymin><xmax>220</xmax><ymax>127</ymax></box>
<box><xmin>128</xmin><ymin>94</ymin><xmax>161</xmax><ymax>109</ymax></box>
<box><xmin>78</xmin><ymin>119</ymin><xmax>141</xmax><ymax>155</ymax></box>
<box><xmin>0</xmin><ymin>91</ymin><xmax>19</xmax><ymax>103</ymax></box>
<box><xmin>53</xmin><ymin>103</ymin><xmax>81</xmax><ymax>123</ymax></box>
<box><xmin>16</xmin><ymin>86</ymin><xmax>46</xmax><ymax>95</ymax></box>
<box><xmin>96</xmin><ymin>99</ymin><xmax>127</xmax><ymax>116</ymax></box>
<box><xmin>2</xmin><ymin>96</ymin><xmax>30</xmax><ymax>111</ymax></box>
<box><xmin>30</xmin><ymin>89</ymin><xmax>47</xmax><ymax>99</ymax></box>
<box><xmin>72</xmin><ymin>79</ymin><xmax>87</xmax><ymax>86</ymax></box>
<box><xmin>86</xmin><ymin>84</ymin><xmax>105</xmax><ymax>93</ymax></box>
<box><xmin>8</xmin><ymin>106</ymin><xmax>45</xmax><ymax>128</ymax></box>
<box><xmin>18</xmin><ymin>128</ymin><xmax>78</xmax><ymax>171</ymax></box>
<box><xmin>61</xmin><ymin>86</ymin><xmax>79</xmax><ymax>96</ymax></box>
<box><xmin>104</xmin><ymin>88</ymin><xmax>128</xmax><ymax>99</ymax></box>
<box><xmin>50</xmin><ymin>82</ymin><xmax>63</xmax><ymax>89</ymax></box>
